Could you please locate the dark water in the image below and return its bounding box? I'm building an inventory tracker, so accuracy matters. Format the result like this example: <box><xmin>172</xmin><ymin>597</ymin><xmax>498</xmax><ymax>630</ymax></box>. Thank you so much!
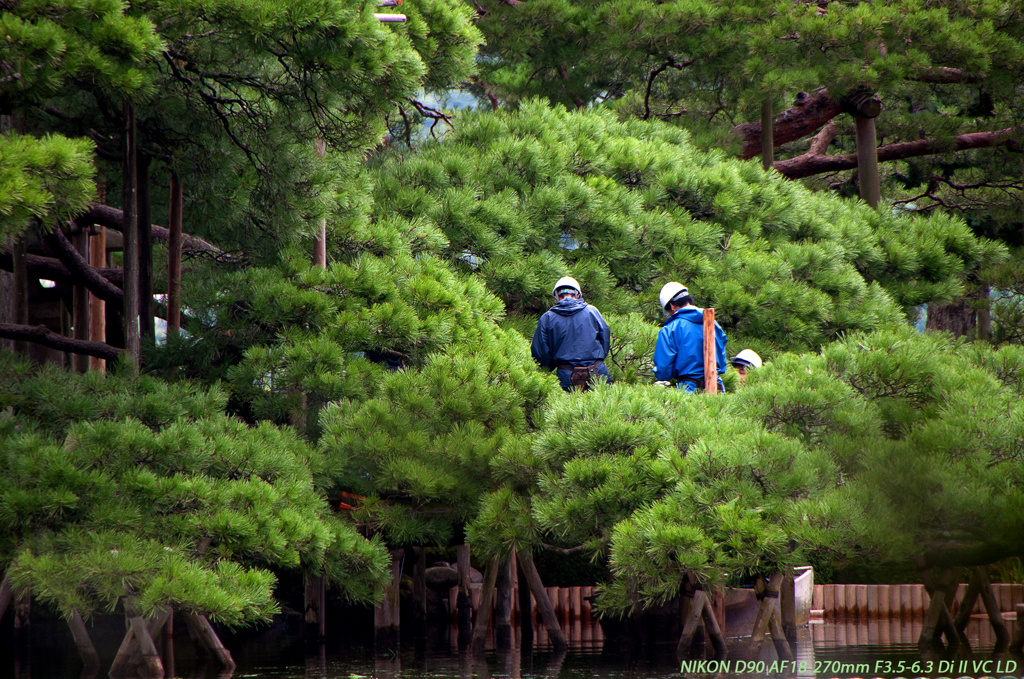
<box><xmin>2</xmin><ymin>618</ymin><xmax>1021</xmax><ymax>679</ymax></box>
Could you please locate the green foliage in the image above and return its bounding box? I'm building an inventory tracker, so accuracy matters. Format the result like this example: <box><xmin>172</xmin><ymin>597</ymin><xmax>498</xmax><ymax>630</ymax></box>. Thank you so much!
<box><xmin>0</xmin><ymin>353</ymin><xmax>389</xmax><ymax>624</ymax></box>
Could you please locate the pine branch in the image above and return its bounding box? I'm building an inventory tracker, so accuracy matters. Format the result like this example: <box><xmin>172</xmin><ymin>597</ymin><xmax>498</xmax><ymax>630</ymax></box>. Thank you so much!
<box><xmin>773</xmin><ymin>125</ymin><xmax>1024</xmax><ymax>179</ymax></box>
<box><xmin>0</xmin><ymin>323</ymin><xmax>123</xmax><ymax>361</ymax></box>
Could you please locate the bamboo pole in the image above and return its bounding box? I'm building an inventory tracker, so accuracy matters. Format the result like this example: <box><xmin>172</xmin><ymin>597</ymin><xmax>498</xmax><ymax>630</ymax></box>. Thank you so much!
<box><xmin>515</xmin><ymin>549</ymin><xmax>567</xmax><ymax>649</ymax></box>
<box><xmin>703</xmin><ymin>308</ymin><xmax>717</xmax><ymax>394</ymax></box>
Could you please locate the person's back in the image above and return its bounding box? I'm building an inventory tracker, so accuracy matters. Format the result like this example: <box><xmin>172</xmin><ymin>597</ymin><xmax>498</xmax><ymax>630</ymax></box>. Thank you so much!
<box><xmin>531</xmin><ymin>277</ymin><xmax>611</xmax><ymax>391</ymax></box>
<box><xmin>652</xmin><ymin>283</ymin><xmax>726</xmax><ymax>392</ymax></box>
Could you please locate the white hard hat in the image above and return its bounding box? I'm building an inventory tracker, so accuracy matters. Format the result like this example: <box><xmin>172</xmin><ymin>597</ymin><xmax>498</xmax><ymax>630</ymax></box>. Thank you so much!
<box><xmin>552</xmin><ymin>276</ymin><xmax>582</xmax><ymax>298</ymax></box>
<box><xmin>731</xmin><ymin>349</ymin><xmax>763</xmax><ymax>369</ymax></box>
<box><xmin>658</xmin><ymin>282</ymin><xmax>689</xmax><ymax>315</ymax></box>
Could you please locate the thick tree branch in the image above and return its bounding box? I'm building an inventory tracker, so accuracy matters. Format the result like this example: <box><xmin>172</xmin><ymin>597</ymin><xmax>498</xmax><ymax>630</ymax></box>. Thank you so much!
<box><xmin>0</xmin><ymin>323</ymin><xmax>124</xmax><ymax>361</ymax></box>
<box><xmin>78</xmin><ymin>204</ymin><xmax>232</xmax><ymax>261</ymax></box>
<box><xmin>733</xmin><ymin>88</ymin><xmax>843</xmax><ymax>160</ymax></box>
<box><xmin>45</xmin><ymin>227</ymin><xmax>125</xmax><ymax>307</ymax></box>
<box><xmin>0</xmin><ymin>251</ymin><xmax>122</xmax><ymax>287</ymax></box>
<box><xmin>909</xmin><ymin>67</ymin><xmax>983</xmax><ymax>85</ymax></box>
<box><xmin>773</xmin><ymin>125</ymin><xmax>1024</xmax><ymax>179</ymax></box>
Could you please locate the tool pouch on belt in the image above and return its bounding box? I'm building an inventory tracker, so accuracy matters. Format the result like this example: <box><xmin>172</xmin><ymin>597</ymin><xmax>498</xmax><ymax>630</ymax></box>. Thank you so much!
<box><xmin>569</xmin><ymin>362</ymin><xmax>602</xmax><ymax>391</ymax></box>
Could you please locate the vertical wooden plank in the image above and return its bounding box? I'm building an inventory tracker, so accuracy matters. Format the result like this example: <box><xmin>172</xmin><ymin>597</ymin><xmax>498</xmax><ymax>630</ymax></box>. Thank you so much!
<box><xmin>877</xmin><ymin>585</ymin><xmax>889</xmax><ymax>619</ymax></box>
<box><xmin>889</xmin><ymin>584</ymin><xmax>901</xmax><ymax>620</ymax></box>
<box><xmin>823</xmin><ymin>584</ymin><xmax>834</xmax><ymax>619</ymax></box>
<box><xmin>834</xmin><ymin>584</ymin><xmax>846</xmax><ymax>618</ymax></box>
<box><xmin>89</xmin><ymin>225</ymin><xmax>106</xmax><ymax>373</ymax></box>
<box><xmin>910</xmin><ymin>584</ymin><xmax>922</xmax><ymax>620</ymax></box>
<box><xmin>867</xmin><ymin>585</ymin><xmax>878</xmax><ymax>618</ymax></box>
<box><xmin>813</xmin><ymin>584</ymin><xmax>823</xmax><ymax>612</ymax></box>
<box><xmin>856</xmin><ymin>585</ymin><xmax>868</xmax><ymax>619</ymax></box>
<box><xmin>702</xmin><ymin>308</ymin><xmax>718</xmax><ymax>393</ymax></box>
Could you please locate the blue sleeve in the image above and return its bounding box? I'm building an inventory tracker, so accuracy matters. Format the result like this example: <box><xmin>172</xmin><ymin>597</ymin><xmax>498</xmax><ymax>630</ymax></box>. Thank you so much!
<box><xmin>715</xmin><ymin>323</ymin><xmax>728</xmax><ymax>375</ymax></box>
<box><xmin>653</xmin><ymin>326</ymin><xmax>675</xmax><ymax>381</ymax></box>
<box><xmin>531</xmin><ymin>316</ymin><xmax>552</xmax><ymax>369</ymax></box>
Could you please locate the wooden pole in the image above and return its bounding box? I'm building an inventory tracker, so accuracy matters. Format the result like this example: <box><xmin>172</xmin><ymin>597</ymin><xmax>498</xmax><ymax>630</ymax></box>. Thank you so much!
<box><xmin>515</xmin><ymin>549</ymin><xmax>567</xmax><ymax>649</ymax></box>
<box><xmin>703</xmin><ymin>308</ymin><xmax>717</xmax><ymax>394</ymax></box>
<box><xmin>471</xmin><ymin>557</ymin><xmax>500</xmax><ymax>651</ymax></box>
<box><xmin>67</xmin><ymin>609</ymin><xmax>101</xmax><ymax>669</ymax></box>
<box><xmin>160</xmin><ymin>609</ymin><xmax>175</xmax><ymax>678</ymax></box>
<box><xmin>109</xmin><ymin>607</ymin><xmax>172</xmax><ymax>677</ymax></box>
<box><xmin>516</xmin><ymin>557</ymin><xmax>534</xmax><ymax>642</ymax></box>
<box><xmin>760</xmin><ymin>97</ymin><xmax>774</xmax><ymax>171</ymax></box>
<box><xmin>855</xmin><ymin>116</ymin><xmax>881</xmax><ymax>209</ymax></box>
<box><xmin>167</xmin><ymin>172</ymin><xmax>182</xmax><ymax>342</ymax></box>
<box><xmin>122</xmin><ymin>100</ymin><xmax>140</xmax><ymax>369</ymax></box>
<box><xmin>89</xmin><ymin>225</ymin><xmax>106</xmax><ymax>373</ymax></box>
<box><xmin>129</xmin><ymin>615</ymin><xmax>164</xmax><ymax>679</ymax></box>
<box><xmin>413</xmin><ymin>547</ymin><xmax>427</xmax><ymax>639</ymax></box>
<box><xmin>975</xmin><ymin>566</ymin><xmax>1010</xmax><ymax>649</ymax></box>
<box><xmin>12</xmin><ymin>235</ymin><xmax>28</xmax><ymax>355</ymax></box>
<box><xmin>137</xmin><ymin>154</ymin><xmax>153</xmax><ymax>347</ymax></box>
<box><xmin>0</xmin><ymin>569</ymin><xmax>12</xmax><ymax>623</ymax></box>
<box><xmin>314</xmin><ymin>139</ymin><xmax>328</xmax><ymax>269</ymax></box>
<box><xmin>375</xmin><ymin>548</ymin><xmax>404</xmax><ymax>648</ymax></box>
<box><xmin>677</xmin><ymin>589</ymin><xmax>707</xmax><ymax>658</ymax></box>
<box><xmin>304</xmin><ymin>571</ymin><xmax>326</xmax><ymax>640</ymax></box>
<box><xmin>457</xmin><ymin>543</ymin><xmax>472</xmax><ymax>646</ymax></box>
<box><xmin>1010</xmin><ymin>603</ymin><xmax>1024</xmax><ymax>652</ymax></box>
<box><xmin>183</xmin><ymin>613</ymin><xmax>236</xmax><ymax>669</ymax></box>
<box><xmin>495</xmin><ymin>556</ymin><xmax>514</xmax><ymax>650</ymax></box>
<box><xmin>72</xmin><ymin>226</ymin><xmax>91</xmax><ymax>373</ymax></box>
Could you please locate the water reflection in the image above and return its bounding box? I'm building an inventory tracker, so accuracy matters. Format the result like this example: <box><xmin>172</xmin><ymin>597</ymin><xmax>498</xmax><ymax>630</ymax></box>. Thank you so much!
<box><xmin>2</xmin><ymin>615</ymin><xmax>1021</xmax><ymax>679</ymax></box>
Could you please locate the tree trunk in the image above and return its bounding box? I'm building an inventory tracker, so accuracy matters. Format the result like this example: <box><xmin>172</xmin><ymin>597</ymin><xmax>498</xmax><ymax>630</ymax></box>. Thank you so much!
<box><xmin>137</xmin><ymin>154</ymin><xmax>154</xmax><ymax>347</ymax></box>
<box><xmin>515</xmin><ymin>549</ymin><xmax>567</xmax><ymax>650</ymax></box>
<box><xmin>926</xmin><ymin>298</ymin><xmax>977</xmax><ymax>337</ymax></box>
<box><xmin>413</xmin><ymin>547</ymin><xmax>427</xmax><ymax>639</ymax></box>
<box><xmin>89</xmin><ymin>225</ymin><xmax>106</xmax><ymax>373</ymax></box>
<box><xmin>314</xmin><ymin>139</ymin><xmax>328</xmax><ymax>268</ymax></box>
<box><xmin>0</xmin><ymin>570</ymin><xmax>12</xmax><ymax>623</ymax></box>
<box><xmin>703</xmin><ymin>308</ymin><xmax>717</xmax><ymax>394</ymax></box>
<box><xmin>516</xmin><ymin>556</ymin><xmax>533</xmax><ymax>644</ymax></box>
<box><xmin>167</xmin><ymin>173</ymin><xmax>183</xmax><ymax>341</ymax></box>
<box><xmin>122</xmin><ymin>100</ymin><xmax>140</xmax><ymax>369</ymax></box>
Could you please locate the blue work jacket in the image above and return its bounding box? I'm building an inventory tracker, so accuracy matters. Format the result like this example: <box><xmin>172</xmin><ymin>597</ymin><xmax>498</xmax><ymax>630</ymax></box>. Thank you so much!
<box><xmin>653</xmin><ymin>307</ymin><xmax>727</xmax><ymax>386</ymax></box>
<box><xmin>531</xmin><ymin>299</ymin><xmax>611</xmax><ymax>390</ymax></box>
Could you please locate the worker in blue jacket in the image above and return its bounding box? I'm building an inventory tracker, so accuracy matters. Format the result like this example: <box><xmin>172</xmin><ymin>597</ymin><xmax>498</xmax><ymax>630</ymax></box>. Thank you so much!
<box><xmin>653</xmin><ymin>282</ymin><xmax>727</xmax><ymax>392</ymax></box>
<box><xmin>532</xmin><ymin>277</ymin><xmax>612</xmax><ymax>391</ymax></box>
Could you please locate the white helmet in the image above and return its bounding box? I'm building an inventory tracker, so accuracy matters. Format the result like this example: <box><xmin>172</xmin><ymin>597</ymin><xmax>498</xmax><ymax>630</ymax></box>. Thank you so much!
<box><xmin>658</xmin><ymin>282</ymin><xmax>689</xmax><ymax>315</ymax></box>
<box><xmin>552</xmin><ymin>276</ymin><xmax>582</xmax><ymax>298</ymax></box>
<box><xmin>731</xmin><ymin>349</ymin><xmax>763</xmax><ymax>369</ymax></box>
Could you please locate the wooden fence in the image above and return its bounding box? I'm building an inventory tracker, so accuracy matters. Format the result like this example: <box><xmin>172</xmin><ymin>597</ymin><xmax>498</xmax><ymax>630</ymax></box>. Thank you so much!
<box><xmin>812</xmin><ymin>583</ymin><xmax>1024</xmax><ymax>619</ymax></box>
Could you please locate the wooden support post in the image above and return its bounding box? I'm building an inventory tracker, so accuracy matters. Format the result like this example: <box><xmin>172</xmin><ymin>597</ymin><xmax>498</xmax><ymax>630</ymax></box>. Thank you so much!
<box><xmin>89</xmin><ymin>225</ymin><xmax>106</xmax><ymax>373</ymax></box>
<box><xmin>14</xmin><ymin>589</ymin><xmax>30</xmax><ymax>629</ymax></box>
<box><xmin>854</xmin><ymin>115</ymin><xmax>881</xmax><ymax>209</ymax></box>
<box><xmin>701</xmin><ymin>593</ymin><xmax>729</xmax><ymax>659</ymax></box>
<box><xmin>457</xmin><ymin>544</ymin><xmax>472</xmax><ymax>646</ymax></box>
<box><xmin>975</xmin><ymin>566</ymin><xmax>1010</xmax><ymax>649</ymax></box>
<box><xmin>677</xmin><ymin>589</ymin><xmax>707</xmax><ymax>658</ymax></box>
<box><xmin>167</xmin><ymin>173</ymin><xmax>183</xmax><ymax>343</ymax></box>
<box><xmin>760</xmin><ymin>96</ymin><xmax>774</xmax><ymax>171</ymax></box>
<box><xmin>137</xmin><ymin>154</ymin><xmax>153</xmax><ymax>347</ymax></box>
<box><xmin>703</xmin><ymin>308</ymin><xmax>717</xmax><ymax>394</ymax></box>
<box><xmin>413</xmin><ymin>547</ymin><xmax>427</xmax><ymax>639</ymax></box>
<box><xmin>781</xmin><ymin>571</ymin><xmax>797</xmax><ymax>641</ymax></box>
<box><xmin>183</xmin><ymin>613</ymin><xmax>236</xmax><ymax>670</ymax></box>
<box><xmin>121</xmin><ymin>100</ymin><xmax>140</xmax><ymax>368</ymax></box>
<box><xmin>495</xmin><ymin>556</ymin><xmax>513</xmax><ymax>650</ymax></box>
<box><xmin>0</xmin><ymin>570</ymin><xmax>11</xmax><ymax>623</ymax></box>
<box><xmin>160</xmin><ymin>610</ymin><xmax>174</xmax><ymax>678</ymax></box>
<box><xmin>1010</xmin><ymin>603</ymin><xmax>1024</xmax><ymax>652</ymax></box>
<box><xmin>68</xmin><ymin>610</ymin><xmax>101</xmax><ymax>669</ymax></box>
<box><xmin>129</xmin><ymin>616</ymin><xmax>164</xmax><ymax>679</ymax></box>
<box><xmin>72</xmin><ymin>227</ymin><xmax>91</xmax><ymax>373</ymax></box>
<box><xmin>305</xmin><ymin>571</ymin><xmax>326</xmax><ymax>640</ymax></box>
<box><xmin>12</xmin><ymin>235</ymin><xmax>28</xmax><ymax>355</ymax></box>
<box><xmin>375</xmin><ymin>548</ymin><xmax>404</xmax><ymax>648</ymax></box>
<box><xmin>747</xmin><ymin>574</ymin><xmax>785</xmax><ymax>658</ymax></box>
<box><xmin>515</xmin><ymin>549</ymin><xmax>567</xmax><ymax>650</ymax></box>
<box><xmin>517</xmin><ymin>557</ymin><xmax>534</xmax><ymax>642</ymax></box>
<box><xmin>109</xmin><ymin>607</ymin><xmax>172</xmax><ymax>677</ymax></box>
<box><xmin>767</xmin><ymin>600</ymin><xmax>794</xmax><ymax>660</ymax></box>
<box><xmin>471</xmin><ymin>557</ymin><xmax>500</xmax><ymax>651</ymax></box>
<box><xmin>313</xmin><ymin>139</ymin><xmax>328</xmax><ymax>269</ymax></box>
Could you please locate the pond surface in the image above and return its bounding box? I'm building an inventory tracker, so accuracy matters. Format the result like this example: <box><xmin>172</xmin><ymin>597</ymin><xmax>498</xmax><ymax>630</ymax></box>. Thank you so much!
<box><xmin>2</xmin><ymin>617</ymin><xmax>1021</xmax><ymax>679</ymax></box>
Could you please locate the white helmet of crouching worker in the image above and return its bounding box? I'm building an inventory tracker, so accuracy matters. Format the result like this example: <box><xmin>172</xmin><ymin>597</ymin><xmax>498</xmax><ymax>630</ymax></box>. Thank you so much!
<box><xmin>730</xmin><ymin>349</ymin><xmax>763</xmax><ymax>369</ymax></box>
<box><xmin>658</xmin><ymin>282</ymin><xmax>689</xmax><ymax>316</ymax></box>
<box><xmin>552</xmin><ymin>276</ymin><xmax>582</xmax><ymax>299</ymax></box>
